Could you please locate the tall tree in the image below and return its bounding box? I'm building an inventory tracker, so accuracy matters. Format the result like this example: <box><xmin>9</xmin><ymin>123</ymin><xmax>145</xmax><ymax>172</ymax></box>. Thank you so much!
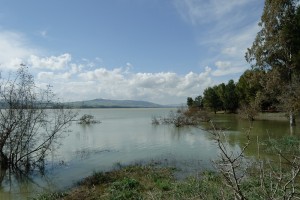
<box><xmin>236</xmin><ymin>69</ymin><xmax>264</xmax><ymax>106</ymax></box>
<box><xmin>187</xmin><ymin>97</ymin><xmax>194</xmax><ymax>108</ymax></box>
<box><xmin>246</xmin><ymin>0</ymin><xmax>300</xmax><ymax>126</ymax></box>
<box><xmin>223</xmin><ymin>80</ymin><xmax>239</xmax><ymax>113</ymax></box>
<box><xmin>216</xmin><ymin>83</ymin><xmax>226</xmax><ymax>111</ymax></box>
<box><xmin>194</xmin><ymin>95</ymin><xmax>204</xmax><ymax>109</ymax></box>
<box><xmin>203</xmin><ymin>86</ymin><xmax>222</xmax><ymax>114</ymax></box>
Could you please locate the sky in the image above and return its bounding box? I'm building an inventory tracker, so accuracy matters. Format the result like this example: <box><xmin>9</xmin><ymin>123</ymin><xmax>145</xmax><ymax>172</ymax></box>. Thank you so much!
<box><xmin>0</xmin><ymin>0</ymin><xmax>264</xmax><ymax>105</ymax></box>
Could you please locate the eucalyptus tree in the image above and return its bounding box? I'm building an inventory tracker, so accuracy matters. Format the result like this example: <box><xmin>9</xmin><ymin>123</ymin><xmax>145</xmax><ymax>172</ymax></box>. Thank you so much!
<box><xmin>0</xmin><ymin>67</ymin><xmax>77</xmax><ymax>171</ymax></box>
<box><xmin>246</xmin><ymin>0</ymin><xmax>300</xmax><ymax>126</ymax></box>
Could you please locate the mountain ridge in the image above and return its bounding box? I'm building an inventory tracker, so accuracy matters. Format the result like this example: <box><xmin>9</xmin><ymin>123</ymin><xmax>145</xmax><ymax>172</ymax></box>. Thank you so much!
<box><xmin>65</xmin><ymin>98</ymin><xmax>166</xmax><ymax>108</ymax></box>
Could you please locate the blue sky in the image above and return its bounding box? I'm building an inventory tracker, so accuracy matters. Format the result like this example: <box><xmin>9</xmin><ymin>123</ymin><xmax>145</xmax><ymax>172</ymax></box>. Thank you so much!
<box><xmin>0</xmin><ymin>0</ymin><xmax>264</xmax><ymax>104</ymax></box>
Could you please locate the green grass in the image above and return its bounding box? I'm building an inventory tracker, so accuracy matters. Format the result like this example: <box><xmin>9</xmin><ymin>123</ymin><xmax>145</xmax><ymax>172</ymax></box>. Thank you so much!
<box><xmin>33</xmin><ymin>160</ymin><xmax>300</xmax><ymax>200</ymax></box>
<box><xmin>33</xmin><ymin>165</ymin><xmax>232</xmax><ymax>200</ymax></box>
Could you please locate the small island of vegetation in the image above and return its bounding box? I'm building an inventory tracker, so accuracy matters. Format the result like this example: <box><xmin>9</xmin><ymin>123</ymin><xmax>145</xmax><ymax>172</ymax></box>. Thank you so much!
<box><xmin>78</xmin><ymin>114</ymin><xmax>101</xmax><ymax>124</ymax></box>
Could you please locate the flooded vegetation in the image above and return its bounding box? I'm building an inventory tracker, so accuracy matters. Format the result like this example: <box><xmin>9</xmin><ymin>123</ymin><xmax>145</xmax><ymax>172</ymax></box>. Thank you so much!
<box><xmin>0</xmin><ymin>0</ymin><xmax>299</xmax><ymax>199</ymax></box>
<box><xmin>152</xmin><ymin>107</ymin><xmax>210</xmax><ymax>127</ymax></box>
<box><xmin>0</xmin><ymin>108</ymin><xmax>299</xmax><ymax>199</ymax></box>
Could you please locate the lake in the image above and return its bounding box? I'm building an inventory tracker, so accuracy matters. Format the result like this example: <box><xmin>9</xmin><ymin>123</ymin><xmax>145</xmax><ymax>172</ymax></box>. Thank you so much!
<box><xmin>0</xmin><ymin>108</ymin><xmax>299</xmax><ymax>199</ymax></box>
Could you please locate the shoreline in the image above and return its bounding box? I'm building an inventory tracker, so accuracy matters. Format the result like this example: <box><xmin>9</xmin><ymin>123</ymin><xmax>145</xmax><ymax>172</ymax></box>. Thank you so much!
<box><xmin>33</xmin><ymin>163</ymin><xmax>226</xmax><ymax>200</ymax></box>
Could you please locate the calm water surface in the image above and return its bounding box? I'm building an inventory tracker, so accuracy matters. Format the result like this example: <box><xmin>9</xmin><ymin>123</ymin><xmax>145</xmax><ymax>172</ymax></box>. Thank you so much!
<box><xmin>0</xmin><ymin>108</ymin><xmax>299</xmax><ymax>199</ymax></box>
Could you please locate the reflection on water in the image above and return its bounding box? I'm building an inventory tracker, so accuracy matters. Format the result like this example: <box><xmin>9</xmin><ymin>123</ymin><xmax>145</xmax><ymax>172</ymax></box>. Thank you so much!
<box><xmin>0</xmin><ymin>109</ymin><xmax>299</xmax><ymax>199</ymax></box>
<box><xmin>211</xmin><ymin>114</ymin><xmax>300</xmax><ymax>158</ymax></box>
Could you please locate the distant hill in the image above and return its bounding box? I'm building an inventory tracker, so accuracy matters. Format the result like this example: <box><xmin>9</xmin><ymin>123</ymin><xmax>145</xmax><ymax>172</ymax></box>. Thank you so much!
<box><xmin>65</xmin><ymin>98</ymin><xmax>165</xmax><ymax>108</ymax></box>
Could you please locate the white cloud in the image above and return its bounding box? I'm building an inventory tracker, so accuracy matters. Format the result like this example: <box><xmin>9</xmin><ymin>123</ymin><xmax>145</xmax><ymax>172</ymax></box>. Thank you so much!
<box><xmin>78</xmin><ymin>68</ymin><xmax>125</xmax><ymax>82</ymax></box>
<box><xmin>215</xmin><ymin>61</ymin><xmax>231</xmax><ymax>69</ymax></box>
<box><xmin>37</xmin><ymin>71</ymin><xmax>54</xmax><ymax>80</ymax></box>
<box><xmin>212</xmin><ymin>61</ymin><xmax>247</xmax><ymax>76</ymax></box>
<box><xmin>174</xmin><ymin>0</ymin><xmax>251</xmax><ymax>25</ymax></box>
<box><xmin>0</xmin><ymin>30</ymin><xmax>37</xmax><ymax>69</ymax></box>
<box><xmin>0</xmin><ymin>28</ymin><xmax>215</xmax><ymax>104</ymax></box>
<box><xmin>37</xmin><ymin>71</ymin><xmax>72</xmax><ymax>80</ymax></box>
<box><xmin>132</xmin><ymin>72</ymin><xmax>178</xmax><ymax>88</ymax></box>
<box><xmin>29</xmin><ymin>54</ymin><xmax>71</xmax><ymax>70</ymax></box>
<box><xmin>222</xmin><ymin>47</ymin><xmax>237</xmax><ymax>56</ymax></box>
<box><xmin>219</xmin><ymin>23</ymin><xmax>260</xmax><ymax>57</ymax></box>
<box><xmin>34</xmin><ymin>57</ymin><xmax>213</xmax><ymax>104</ymax></box>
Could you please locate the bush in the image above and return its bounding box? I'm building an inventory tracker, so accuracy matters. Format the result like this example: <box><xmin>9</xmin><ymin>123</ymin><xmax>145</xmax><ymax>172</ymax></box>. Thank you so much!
<box><xmin>109</xmin><ymin>178</ymin><xmax>142</xmax><ymax>200</ymax></box>
<box><xmin>152</xmin><ymin>107</ymin><xmax>210</xmax><ymax>127</ymax></box>
<box><xmin>78</xmin><ymin>114</ymin><xmax>100</xmax><ymax>124</ymax></box>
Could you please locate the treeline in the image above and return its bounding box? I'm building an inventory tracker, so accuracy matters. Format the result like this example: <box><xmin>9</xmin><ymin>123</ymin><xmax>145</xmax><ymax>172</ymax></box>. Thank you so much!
<box><xmin>188</xmin><ymin>1</ymin><xmax>300</xmax><ymax>125</ymax></box>
<box><xmin>188</xmin><ymin>79</ymin><xmax>239</xmax><ymax>114</ymax></box>
<box><xmin>187</xmin><ymin>69</ymin><xmax>275</xmax><ymax>114</ymax></box>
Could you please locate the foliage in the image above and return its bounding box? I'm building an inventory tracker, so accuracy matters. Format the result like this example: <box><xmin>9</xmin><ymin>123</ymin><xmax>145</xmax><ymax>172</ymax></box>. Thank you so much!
<box><xmin>210</xmin><ymin>122</ymin><xmax>300</xmax><ymax>199</ymax></box>
<box><xmin>78</xmin><ymin>114</ymin><xmax>101</xmax><ymax>124</ymax></box>
<box><xmin>109</xmin><ymin>177</ymin><xmax>142</xmax><ymax>200</ymax></box>
<box><xmin>246</xmin><ymin>0</ymin><xmax>299</xmax><ymax>72</ymax></box>
<box><xmin>203</xmin><ymin>86</ymin><xmax>222</xmax><ymax>114</ymax></box>
<box><xmin>187</xmin><ymin>95</ymin><xmax>204</xmax><ymax>109</ymax></box>
<box><xmin>186</xmin><ymin>97</ymin><xmax>194</xmax><ymax>108</ymax></box>
<box><xmin>215</xmin><ymin>83</ymin><xmax>226</xmax><ymax>109</ymax></box>
<box><xmin>32</xmin><ymin>192</ymin><xmax>67</xmax><ymax>200</ymax></box>
<box><xmin>223</xmin><ymin>80</ymin><xmax>239</xmax><ymax>113</ymax></box>
<box><xmin>236</xmin><ymin>69</ymin><xmax>263</xmax><ymax>106</ymax></box>
<box><xmin>245</xmin><ymin>0</ymin><xmax>300</xmax><ymax>125</ymax></box>
<box><xmin>152</xmin><ymin>107</ymin><xmax>210</xmax><ymax>127</ymax></box>
<box><xmin>190</xmin><ymin>1</ymin><xmax>300</xmax><ymax>125</ymax></box>
<box><xmin>264</xmin><ymin>135</ymin><xmax>300</xmax><ymax>155</ymax></box>
<box><xmin>201</xmin><ymin>80</ymin><xmax>239</xmax><ymax>114</ymax></box>
<box><xmin>33</xmin><ymin>164</ymin><xmax>232</xmax><ymax>200</ymax></box>
<box><xmin>238</xmin><ymin>102</ymin><xmax>259</xmax><ymax>121</ymax></box>
<box><xmin>194</xmin><ymin>95</ymin><xmax>204</xmax><ymax>109</ymax></box>
<box><xmin>210</xmin><ymin>122</ymin><xmax>251</xmax><ymax>199</ymax></box>
<box><xmin>0</xmin><ymin>67</ymin><xmax>77</xmax><ymax>171</ymax></box>
<box><xmin>79</xmin><ymin>171</ymin><xmax>114</xmax><ymax>186</ymax></box>
<box><xmin>194</xmin><ymin>69</ymin><xmax>284</xmax><ymax>117</ymax></box>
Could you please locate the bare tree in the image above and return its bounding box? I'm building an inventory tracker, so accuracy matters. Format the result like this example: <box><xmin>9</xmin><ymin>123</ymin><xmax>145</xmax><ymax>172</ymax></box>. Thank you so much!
<box><xmin>210</xmin><ymin>121</ymin><xmax>251</xmax><ymax>200</ymax></box>
<box><xmin>0</xmin><ymin>67</ymin><xmax>77</xmax><ymax>171</ymax></box>
<box><xmin>210</xmin><ymin>121</ymin><xmax>300</xmax><ymax>199</ymax></box>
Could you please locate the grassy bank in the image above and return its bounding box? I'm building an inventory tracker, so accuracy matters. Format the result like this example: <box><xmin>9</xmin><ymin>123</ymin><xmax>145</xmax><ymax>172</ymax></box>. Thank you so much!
<box><xmin>34</xmin><ymin>160</ymin><xmax>300</xmax><ymax>199</ymax></box>
<box><xmin>33</xmin><ymin>164</ymin><xmax>230</xmax><ymax>200</ymax></box>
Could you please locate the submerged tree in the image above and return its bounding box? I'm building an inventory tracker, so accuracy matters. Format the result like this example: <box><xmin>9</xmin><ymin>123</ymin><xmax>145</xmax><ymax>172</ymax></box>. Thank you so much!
<box><xmin>246</xmin><ymin>0</ymin><xmax>300</xmax><ymax>126</ymax></box>
<box><xmin>0</xmin><ymin>67</ymin><xmax>77</xmax><ymax>171</ymax></box>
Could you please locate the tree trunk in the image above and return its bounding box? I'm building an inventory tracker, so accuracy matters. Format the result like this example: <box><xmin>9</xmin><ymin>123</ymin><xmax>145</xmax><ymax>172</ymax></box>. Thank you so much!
<box><xmin>290</xmin><ymin>125</ymin><xmax>294</xmax><ymax>135</ymax></box>
<box><xmin>289</xmin><ymin>111</ymin><xmax>296</xmax><ymax>126</ymax></box>
<box><xmin>0</xmin><ymin>165</ymin><xmax>6</xmax><ymax>185</ymax></box>
<box><xmin>0</xmin><ymin>151</ymin><xmax>8</xmax><ymax>169</ymax></box>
